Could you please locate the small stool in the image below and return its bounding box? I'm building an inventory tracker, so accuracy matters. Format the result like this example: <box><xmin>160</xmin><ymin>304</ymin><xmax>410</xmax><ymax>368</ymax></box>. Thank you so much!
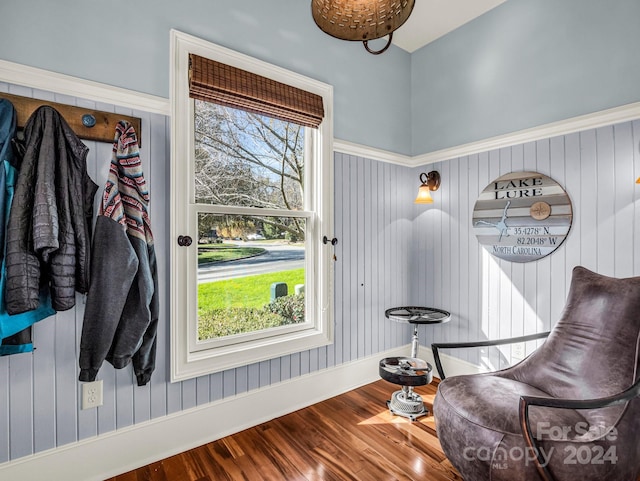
<box><xmin>379</xmin><ymin>356</ymin><xmax>432</xmax><ymax>420</ymax></box>
<box><xmin>379</xmin><ymin>306</ymin><xmax>451</xmax><ymax>421</ymax></box>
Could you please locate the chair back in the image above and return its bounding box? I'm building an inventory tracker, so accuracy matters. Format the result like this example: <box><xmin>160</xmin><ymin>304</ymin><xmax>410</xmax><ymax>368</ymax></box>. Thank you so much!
<box><xmin>507</xmin><ymin>267</ymin><xmax>640</xmax><ymax>429</ymax></box>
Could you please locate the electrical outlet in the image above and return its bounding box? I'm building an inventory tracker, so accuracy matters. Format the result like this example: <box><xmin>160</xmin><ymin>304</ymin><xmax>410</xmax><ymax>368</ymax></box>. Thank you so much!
<box><xmin>82</xmin><ymin>380</ymin><xmax>103</xmax><ymax>410</ymax></box>
<box><xmin>512</xmin><ymin>343</ymin><xmax>525</xmax><ymax>361</ymax></box>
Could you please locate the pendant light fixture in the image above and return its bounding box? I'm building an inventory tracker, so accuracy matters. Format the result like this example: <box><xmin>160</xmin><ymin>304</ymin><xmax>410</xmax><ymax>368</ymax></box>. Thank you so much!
<box><xmin>311</xmin><ymin>0</ymin><xmax>415</xmax><ymax>55</ymax></box>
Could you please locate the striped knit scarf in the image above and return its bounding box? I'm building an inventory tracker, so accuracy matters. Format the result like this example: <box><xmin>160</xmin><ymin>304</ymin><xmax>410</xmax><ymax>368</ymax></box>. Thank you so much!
<box><xmin>101</xmin><ymin>121</ymin><xmax>153</xmax><ymax>244</ymax></box>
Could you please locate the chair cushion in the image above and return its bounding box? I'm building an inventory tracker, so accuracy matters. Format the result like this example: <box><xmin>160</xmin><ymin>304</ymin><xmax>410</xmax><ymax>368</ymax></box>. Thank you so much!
<box><xmin>436</xmin><ymin>373</ymin><xmax>587</xmax><ymax>438</ymax></box>
<box><xmin>434</xmin><ymin>374</ymin><xmax>636</xmax><ymax>481</ymax></box>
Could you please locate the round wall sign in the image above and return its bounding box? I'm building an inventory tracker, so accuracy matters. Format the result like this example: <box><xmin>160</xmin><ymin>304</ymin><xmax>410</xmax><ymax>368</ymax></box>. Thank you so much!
<box><xmin>472</xmin><ymin>171</ymin><xmax>572</xmax><ymax>262</ymax></box>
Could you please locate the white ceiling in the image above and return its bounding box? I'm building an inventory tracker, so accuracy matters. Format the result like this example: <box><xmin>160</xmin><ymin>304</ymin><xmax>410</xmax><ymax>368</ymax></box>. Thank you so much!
<box><xmin>392</xmin><ymin>0</ymin><xmax>509</xmax><ymax>53</ymax></box>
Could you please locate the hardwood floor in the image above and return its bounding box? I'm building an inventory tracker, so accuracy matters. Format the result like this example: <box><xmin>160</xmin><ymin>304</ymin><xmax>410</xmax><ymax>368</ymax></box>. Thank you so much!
<box><xmin>107</xmin><ymin>379</ymin><xmax>462</xmax><ymax>481</ymax></box>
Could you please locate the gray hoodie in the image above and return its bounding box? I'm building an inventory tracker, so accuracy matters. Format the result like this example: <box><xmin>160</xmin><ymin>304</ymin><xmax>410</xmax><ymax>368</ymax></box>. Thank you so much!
<box><xmin>79</xmin><ymin>121</ymin><xmax>158</xmax><ymax>386</ymax></box>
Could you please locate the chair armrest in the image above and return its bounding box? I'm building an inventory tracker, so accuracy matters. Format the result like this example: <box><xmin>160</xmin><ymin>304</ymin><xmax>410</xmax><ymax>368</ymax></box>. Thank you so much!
<box><xmin>431</xmin><ymin>331</ymin><xmax>550</xmax><ymax>380</ymax></box>
<box><xmin>518</xmin><ymin>377</ymin><xmax>640</xmax><ymax>481</ymax></box>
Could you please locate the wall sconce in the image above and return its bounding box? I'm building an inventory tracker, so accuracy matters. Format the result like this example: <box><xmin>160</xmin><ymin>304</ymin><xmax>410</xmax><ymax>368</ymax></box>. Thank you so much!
<box><xmin>414</xmin><ymin>171</ymin><xmax>441</xmax><ymax>204</ymax></box>
<box><xmin>636</xmin><ymin>177</ymin><xmax>640</xmax><ymax>184</ymax></box>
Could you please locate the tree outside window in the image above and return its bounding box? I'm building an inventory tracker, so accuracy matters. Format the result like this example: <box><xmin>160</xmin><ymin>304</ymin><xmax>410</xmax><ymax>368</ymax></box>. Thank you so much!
<box><xmin>194</xmin><ymin>101</ymin><xmax>307</xmax><ymax>341</ymax></box>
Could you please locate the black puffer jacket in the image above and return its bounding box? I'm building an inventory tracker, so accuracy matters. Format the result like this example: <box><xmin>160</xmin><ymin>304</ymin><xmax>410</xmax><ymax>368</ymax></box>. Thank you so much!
<box><xmin>5</xmin><ymin>106</ymin><xmax>98</xmax><ymax>314</ymax></box>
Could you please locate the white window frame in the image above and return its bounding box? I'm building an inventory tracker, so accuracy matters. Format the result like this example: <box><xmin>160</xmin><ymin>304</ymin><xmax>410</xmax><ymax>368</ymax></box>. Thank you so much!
<box><xmin>169</xmin><ymin>30</ymin><xmax>334</xmax><ymax>382</ymax></box>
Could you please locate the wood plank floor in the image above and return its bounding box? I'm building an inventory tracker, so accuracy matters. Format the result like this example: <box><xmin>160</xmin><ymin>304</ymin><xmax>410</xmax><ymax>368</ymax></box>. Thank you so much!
<box><xmin>107</xmin><ymin>379</ymin><xmax>462</xmax><ymax>481</ymax></box>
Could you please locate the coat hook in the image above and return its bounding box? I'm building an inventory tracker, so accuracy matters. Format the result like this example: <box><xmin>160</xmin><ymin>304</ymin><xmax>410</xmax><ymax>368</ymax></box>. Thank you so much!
<box><xmin>82</xmin><ymin>114</ymin><xmax>96</xmax><ymax>128</ymax></box>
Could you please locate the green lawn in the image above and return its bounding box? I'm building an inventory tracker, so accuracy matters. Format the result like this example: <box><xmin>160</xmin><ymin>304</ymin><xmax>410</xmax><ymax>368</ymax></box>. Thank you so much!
<box><xmin>198</xmin><ymin>268</ymin><xmax>304</xmax><ymax>311</ymax></box>
<box><xmin>197</xmin><ymin>244</ymin><xmax>265</xmax><ymax>264</ymax></box>
<box><xmin>197</xmin><ymin>268</ymin><xmax>305</xmax><ymax>340</ymax></box>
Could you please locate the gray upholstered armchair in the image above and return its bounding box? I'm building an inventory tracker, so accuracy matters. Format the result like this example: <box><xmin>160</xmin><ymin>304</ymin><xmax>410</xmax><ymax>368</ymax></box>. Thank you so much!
<box><xmin>432</xmin><ymin>266</ymin><xmax>640</xmax><ymax>481</ymax></box>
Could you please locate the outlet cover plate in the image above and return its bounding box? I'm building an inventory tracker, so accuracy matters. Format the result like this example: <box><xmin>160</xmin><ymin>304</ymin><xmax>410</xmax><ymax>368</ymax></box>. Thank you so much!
<box><xmin>512</xmin><ymin>343</ymin><xmax>525</xmax><ymax>361</ymax></box>
<box><xmin>82</xmin><ymin>380</ymin><xmax>103</xmax><ymax>410</ymax></box>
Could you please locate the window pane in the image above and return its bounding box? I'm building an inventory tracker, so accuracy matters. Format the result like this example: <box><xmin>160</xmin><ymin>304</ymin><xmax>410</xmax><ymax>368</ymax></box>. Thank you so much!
<box><xmin>197</xmin><ymin>213</ymin><xmax>306</xmax><ymax>341</ymax></box>
<box><xmin>194</xmin><ymin>100</ymin><xmax>305</xmax><ymax>210</ymax></box>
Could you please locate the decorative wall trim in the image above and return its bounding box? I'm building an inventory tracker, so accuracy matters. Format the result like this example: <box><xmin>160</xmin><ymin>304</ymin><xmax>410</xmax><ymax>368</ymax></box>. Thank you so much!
<box><xmin>333</xmin><ymin>138</ymin><xmax>414</xmax><ymax>166</ymax></box>
<box><xmin>336</xmin><ymin>101</ymin><xmax>640</xmax><ymax>167</ymax></box>
<box><xmin>3</xmin><ymin>58</ymin><xmax>639</xmax><ymax>167</ymax></box>
<box><xmin>0</xmin><ymin>344</ymin><xmax>478</xmax><ymax>480</ymax></box>
<box><xmin>0</xmin><ymin>59</ymin><xmax>170</xmax><ymax>115</ymax></box>
<box><xmin>413</xmin><ymin>102</ymin><xmax>640</xmax><ymax>166</ymax></box>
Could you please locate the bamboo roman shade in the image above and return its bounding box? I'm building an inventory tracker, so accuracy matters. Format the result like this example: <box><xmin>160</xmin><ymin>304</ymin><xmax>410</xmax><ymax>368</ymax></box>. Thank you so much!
<box><xmin>189</xmin><ymin>54</ymin><xmax>325</xmax><ymax>129</ymax></box>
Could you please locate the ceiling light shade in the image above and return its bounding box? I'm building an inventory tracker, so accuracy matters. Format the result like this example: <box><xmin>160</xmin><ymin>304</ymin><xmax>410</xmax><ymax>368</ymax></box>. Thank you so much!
<box><xmin>414</xmin><ymin>171</ymin><xmax>441</xmax><ymax>204</ymax></box>
<box><xmin>311</xmin><ymin>0</ymin><xmax>415</xmax><ymax>55</ymax></box>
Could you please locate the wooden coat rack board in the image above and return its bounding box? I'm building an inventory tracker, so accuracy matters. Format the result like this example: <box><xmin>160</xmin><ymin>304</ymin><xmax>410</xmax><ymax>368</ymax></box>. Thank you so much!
<box><xmin>0</xmin><ymin>93</ymin><xmax>142</xmax><ymax>147</ymax></box>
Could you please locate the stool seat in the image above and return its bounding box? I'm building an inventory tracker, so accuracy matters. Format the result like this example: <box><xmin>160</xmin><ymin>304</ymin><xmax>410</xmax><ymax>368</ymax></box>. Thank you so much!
<box><xmin>379</xmin><ymin>357</ymin><xmax>433</xmax><ymax>387</ymax></box>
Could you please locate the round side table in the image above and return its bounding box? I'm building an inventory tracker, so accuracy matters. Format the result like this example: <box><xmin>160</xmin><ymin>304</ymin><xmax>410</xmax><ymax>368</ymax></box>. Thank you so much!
<box><xmin>379</xmin><ymin>306</ymin><xmax>451</xmax><ymax>421</ymax></box>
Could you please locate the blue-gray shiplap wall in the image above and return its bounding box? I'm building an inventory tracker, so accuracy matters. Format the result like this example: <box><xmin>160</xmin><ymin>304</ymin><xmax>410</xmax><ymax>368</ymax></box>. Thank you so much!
<box><xmin>3</xmin><ymin>79</ymin><xmax>639</xmax><ymax>465</ymax></box>
<box><xmin>0</xmin><ymin>81</ymin><xmax>171</xmax><ymax>462</ymax></box>
<box><xmin>412</xmin><ymin>120</ymin><xmax>640</xmax><ymax>371</ymax></box>
<box><xmin>334</xmin><ymin>154</ymin><xmax>414</xmax><ymax>363</ymax></box>
<box><xmin>0</xmin><ymin>82</ymin><xmax>415</xmax><ymax>463</ymax></box>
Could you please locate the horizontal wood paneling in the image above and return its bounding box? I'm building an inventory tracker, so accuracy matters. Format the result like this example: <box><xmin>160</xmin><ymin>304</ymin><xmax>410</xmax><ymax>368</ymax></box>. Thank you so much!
<box><xmin>0</xmin><ymin>92</ymin><xmax>143</xmax><ymax>146</ymax></box>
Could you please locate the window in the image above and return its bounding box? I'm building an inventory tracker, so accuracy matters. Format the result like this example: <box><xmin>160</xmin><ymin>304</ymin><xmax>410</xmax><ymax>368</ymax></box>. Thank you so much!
<box><xmin>170</xmin><ymin>31</ymin><xmax>334</xmax><ymax>382</ymax></box>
